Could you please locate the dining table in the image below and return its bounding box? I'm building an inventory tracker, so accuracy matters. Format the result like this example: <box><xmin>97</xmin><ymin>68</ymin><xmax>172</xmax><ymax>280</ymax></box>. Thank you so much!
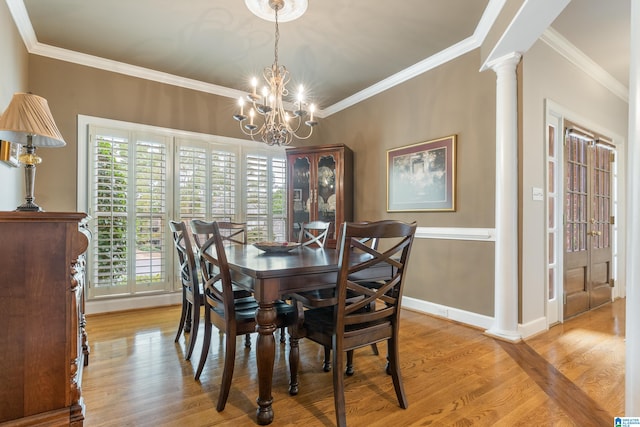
<box><xmin>222</xmin><ymin>243</ymin><xmax>391</xmax><ymax>425</ymax></box>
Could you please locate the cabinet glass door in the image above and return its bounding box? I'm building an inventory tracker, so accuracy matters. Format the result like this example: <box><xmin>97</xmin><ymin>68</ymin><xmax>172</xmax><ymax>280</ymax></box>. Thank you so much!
<box><xmin>292</xmin><ymin>156</ymin><xmax>311</xmax><ymax>240</ymax></box>
<box><xmin>317</xmin><ymin>154</ymin><xmax>337</xmax><ymax>236</ymax></box>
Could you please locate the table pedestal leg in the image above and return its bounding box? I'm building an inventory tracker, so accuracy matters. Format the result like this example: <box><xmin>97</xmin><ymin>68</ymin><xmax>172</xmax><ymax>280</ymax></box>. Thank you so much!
<box><xmin>256</xmin><ymin>303</ymin><xmax>276</xmax><ymax>425</ymax></box>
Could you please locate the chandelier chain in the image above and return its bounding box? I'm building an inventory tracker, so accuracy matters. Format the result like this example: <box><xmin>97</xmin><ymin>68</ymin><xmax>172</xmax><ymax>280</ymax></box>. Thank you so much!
<box><xmin>274</xmin><ymin>7</ymin><xmax>279</xmax><ymax>68</ymax></box>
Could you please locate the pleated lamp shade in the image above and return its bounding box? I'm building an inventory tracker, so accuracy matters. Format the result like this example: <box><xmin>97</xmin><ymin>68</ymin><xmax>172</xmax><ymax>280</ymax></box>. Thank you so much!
<box><xmin>0</xmin><ymin>93</ymin><xmax>66</xmax><ymax>147</ymax></box>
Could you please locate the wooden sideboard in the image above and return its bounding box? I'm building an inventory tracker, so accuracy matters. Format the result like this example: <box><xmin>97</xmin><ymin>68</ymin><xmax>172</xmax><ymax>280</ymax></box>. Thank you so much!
<box><xmin>0</xmin><ymin>212</ymin><xmax>90</xmax><ymax>426</ymax></box>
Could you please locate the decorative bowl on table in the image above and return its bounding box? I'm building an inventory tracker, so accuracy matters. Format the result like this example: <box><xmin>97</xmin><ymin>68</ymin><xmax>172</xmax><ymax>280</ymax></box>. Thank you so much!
<box><xmin>253</xmin><ymin>241</ymin><xmax>301</xmax><ymax>253</ymax></box>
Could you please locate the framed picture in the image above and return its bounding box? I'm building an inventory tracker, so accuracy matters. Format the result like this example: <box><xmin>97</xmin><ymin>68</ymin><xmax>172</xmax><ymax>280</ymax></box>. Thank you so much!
<box><xmin>293</xmin><ymin>188</ymin><xmax>302</xmax><ymax>202</ymax></box>
<box><xmin>0</xmin><ymin>140</ymin><xmax>20</xmax><ymax>167</ymax></box>
<box><xmin>387</xmin><ymin>135</ymin><xmax>456</xmax><ymax>212</ymax></box>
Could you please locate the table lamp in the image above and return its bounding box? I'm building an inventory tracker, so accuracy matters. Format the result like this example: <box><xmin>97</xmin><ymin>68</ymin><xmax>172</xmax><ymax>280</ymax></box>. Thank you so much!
<box><xmin>0</xmin><ymin>93</ymin><xmax>66</xmax><ymax>211</ymax></box>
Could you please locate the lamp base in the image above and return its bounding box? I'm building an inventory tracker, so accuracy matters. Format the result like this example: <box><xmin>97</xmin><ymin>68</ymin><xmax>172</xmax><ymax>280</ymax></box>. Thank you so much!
<box><xmin>16</xmin><ymin>200</ymin><xmax>43</xmax><ymax>212</ymax></box>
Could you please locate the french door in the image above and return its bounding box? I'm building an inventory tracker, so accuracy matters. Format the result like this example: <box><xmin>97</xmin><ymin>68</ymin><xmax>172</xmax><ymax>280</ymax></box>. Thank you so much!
<box><xmin>563</xmin><ymin>127</ymin><xmax>614</xmax><ymax>319</ymax></box>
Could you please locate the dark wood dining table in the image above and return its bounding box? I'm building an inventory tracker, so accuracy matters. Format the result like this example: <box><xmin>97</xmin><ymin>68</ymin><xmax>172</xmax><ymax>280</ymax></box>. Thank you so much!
<box><xmin>222</xmin><ymin>244</ymin><xmax>390</xmax><ymax>425</ymax></box>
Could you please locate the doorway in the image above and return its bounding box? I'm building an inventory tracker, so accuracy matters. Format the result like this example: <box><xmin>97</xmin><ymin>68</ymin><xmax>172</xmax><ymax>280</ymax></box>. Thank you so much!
<box><xmin>563</xmin><ymin>124</ymin><xmax>614</xmax><ymax>320</ymax></box>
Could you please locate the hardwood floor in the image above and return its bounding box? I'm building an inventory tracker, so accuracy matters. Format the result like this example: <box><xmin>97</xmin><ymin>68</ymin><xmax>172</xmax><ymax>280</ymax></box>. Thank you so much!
<box><xmin>82</xmin><ymin>299</ymin><xmax>625</xmax><ymax>426</ymax></box>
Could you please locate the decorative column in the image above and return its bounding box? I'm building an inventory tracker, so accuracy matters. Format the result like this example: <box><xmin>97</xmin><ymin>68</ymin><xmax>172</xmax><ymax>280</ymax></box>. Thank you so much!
<box><xmin>627</xmin><ymin>0</ymin><xmax>640</xmax><ymax>415</ymax></box>
<box><xmin>485</xmin><ymin>52</ymin><xmax>522</xmax><ymax>342</ymax></box>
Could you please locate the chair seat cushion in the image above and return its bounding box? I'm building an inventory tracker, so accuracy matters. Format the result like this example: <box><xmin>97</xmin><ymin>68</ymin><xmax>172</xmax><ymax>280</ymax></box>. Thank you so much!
<box><xmin>288</xmin><ymin>288</ymin><xmax>337</xmax><ymax>308</ymax></box>
<box><xmin>303</xmin><ymin>305</ymin><xmax>390</xmax><ymax>335</ymax></box>
<box><xmin>211</xmin><ymin>296</ymin><xmax>294</xmax><ymax>322</ymax></box>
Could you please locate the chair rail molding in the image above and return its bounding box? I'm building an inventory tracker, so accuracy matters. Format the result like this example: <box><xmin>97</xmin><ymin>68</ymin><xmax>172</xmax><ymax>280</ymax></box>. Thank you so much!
<box><xmin>415</xmin><ymin>227</ymin><xmax>495</xmax><ymax>241</ymax></box>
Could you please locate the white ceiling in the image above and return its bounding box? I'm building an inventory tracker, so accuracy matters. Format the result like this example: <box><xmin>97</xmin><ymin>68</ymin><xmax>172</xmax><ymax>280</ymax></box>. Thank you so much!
<box><xmin>11</xmin><ymin>0</ymin><xmax>631</xmax><ymax>114</ymax></box>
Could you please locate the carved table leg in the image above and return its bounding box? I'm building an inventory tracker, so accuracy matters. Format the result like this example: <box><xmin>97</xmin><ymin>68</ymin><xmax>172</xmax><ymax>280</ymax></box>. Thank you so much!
<box><xmin>256</xmin><ymin>302</ymin><xmax>276</xmax><ymax>425</ymax></box>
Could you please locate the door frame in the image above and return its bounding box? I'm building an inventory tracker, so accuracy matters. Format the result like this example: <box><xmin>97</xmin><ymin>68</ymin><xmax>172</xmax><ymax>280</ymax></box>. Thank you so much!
<box><xmin>545</xmin><ymin>100</ymin><xmax>624</xmax><ymax>326</ymax></box>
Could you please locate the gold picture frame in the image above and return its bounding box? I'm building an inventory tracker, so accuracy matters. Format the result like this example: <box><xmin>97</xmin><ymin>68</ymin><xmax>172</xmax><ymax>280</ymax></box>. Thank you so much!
<box><xmin>387</xmin><ymin>135</ymin><xmax>456</xmax><ymax>212</ymax></box>
<box><xmin>0</xmin><ymin>140</ymin><xmax>20</xmax><ymax>167</ymax></box>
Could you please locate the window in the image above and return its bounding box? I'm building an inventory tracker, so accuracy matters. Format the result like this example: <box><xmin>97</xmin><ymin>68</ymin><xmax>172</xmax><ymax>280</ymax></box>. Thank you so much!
<box><xmin>79</xmin><ymin>117</ymin><xmax>286</xmax><ymax>300</ymax></box>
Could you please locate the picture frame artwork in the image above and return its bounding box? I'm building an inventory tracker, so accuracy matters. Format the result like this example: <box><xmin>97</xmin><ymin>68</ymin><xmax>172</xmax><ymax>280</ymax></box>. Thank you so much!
<box><xmin>293</xmin><ymin>188</ymin><xmax>302</xmax><ymax>202</ymax></box>
<box><xmin>0</xmin><ymin>140</ymin><xmax>20</xmax><ymax>167</ymax></box>
<box><xmin>387</xmin><ymin>135</ymin><xmax>456</xmax><ymax>212</ymax></box>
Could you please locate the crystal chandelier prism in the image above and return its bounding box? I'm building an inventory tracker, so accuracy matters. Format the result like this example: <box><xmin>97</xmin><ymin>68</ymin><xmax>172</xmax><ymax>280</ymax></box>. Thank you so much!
<box><xmin>234</xmin><ymin>0</ymin><xmax>317</xmax><ymax>146</ymax></box>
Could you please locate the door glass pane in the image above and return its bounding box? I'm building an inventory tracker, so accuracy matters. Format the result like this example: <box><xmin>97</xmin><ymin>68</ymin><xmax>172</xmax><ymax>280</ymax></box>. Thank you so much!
<box><xmin>565</xmin><ymin>136</ymin><xmax>588</xmax><ymax>254</ymax></box>
<box><xmin>592</xmin><ymin>144</ymin><xmax>612</xmax><ymax>251</ymax></box>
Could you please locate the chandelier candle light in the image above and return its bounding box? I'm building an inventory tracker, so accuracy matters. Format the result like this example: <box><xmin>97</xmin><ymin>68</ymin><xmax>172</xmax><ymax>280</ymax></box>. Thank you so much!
<box><xmin>234</xmin><ymin>0</ymin><xmax>317</xmax><ymax>146</ymax></box>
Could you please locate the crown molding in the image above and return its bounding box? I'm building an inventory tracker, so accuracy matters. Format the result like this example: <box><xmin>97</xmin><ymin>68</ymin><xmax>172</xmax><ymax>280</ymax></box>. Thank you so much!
<box><xmin>321</xmin><ymin>36</ymin><xmax>482</xmax><ymax>116</ymax></box>
<box><xmin>6</xmin><ymin>0</ymin><xmax>505</xmax><ymax>118</ymax></box>
<box><xmin>323</xmin><ymin>0</ymin><xmax>505</xmax><ymax>116</ymax></box>
<box><xmin>540</xmin><ymin>27</ymin><xmax>628</xmax><ymax>103</ymax></box>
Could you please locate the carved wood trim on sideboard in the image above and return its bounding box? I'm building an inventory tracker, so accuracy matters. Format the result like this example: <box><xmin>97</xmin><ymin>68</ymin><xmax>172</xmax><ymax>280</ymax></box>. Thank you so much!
<box><xmin>0</xmin><ymin>211</ymin><xmax>89</xmax><ymax>426</ymax></box>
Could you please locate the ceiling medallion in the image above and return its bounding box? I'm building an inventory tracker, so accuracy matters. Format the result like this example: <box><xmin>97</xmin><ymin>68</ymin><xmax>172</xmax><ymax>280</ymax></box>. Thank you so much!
<box><xmin>244</xmin><ymin>0</ymin><xmax>308</xmax><ymax>22</ymax></box>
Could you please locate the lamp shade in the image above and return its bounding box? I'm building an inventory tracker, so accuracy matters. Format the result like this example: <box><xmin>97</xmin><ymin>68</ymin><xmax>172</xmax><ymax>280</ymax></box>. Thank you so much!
<box><xmin>0</xmin><ymin>93</ymin><xmax>66</xmax><ymax>147</ymax></box>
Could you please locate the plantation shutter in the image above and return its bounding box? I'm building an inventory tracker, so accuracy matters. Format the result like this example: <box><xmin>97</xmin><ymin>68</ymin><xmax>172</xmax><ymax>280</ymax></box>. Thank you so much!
<box><xmin>245</xmin><ymin>152</ymin><xmax>287</xmax><ymax>242</ymax></box>
<box><xmin>90</xmin><ymin>128</ymin><xmax>130</xmax><ymax>297</ymax></box>
<box><xmin>210</xmin><ymin>147</ymin><xmax>238</xmax><ymax>220</ymax></box>
<box><xmin>176</xmin><ymin>143</ymin><xmax>207</xmax><ymax>221</ymax></box>
<box><xmin>271</xmin><ymin>156</ymin><xmax>287</xmax><ymax>241</ymax></box>
<box><xmin>87</xmin><ymin>126</ymin><xmax>171</xmax><ymax>298</ymax></box>
<box><xmin>134</xmin><ymin>137</ymin><xmax>169</xmax><ymax>292</ymax></box>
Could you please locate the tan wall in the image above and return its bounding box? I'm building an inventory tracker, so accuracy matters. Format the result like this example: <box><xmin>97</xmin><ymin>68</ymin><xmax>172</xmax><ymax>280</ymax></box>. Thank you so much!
<box><xmin>0</xmin><ymin>2</ymin><xmax>28</xmax><ymax>210</ymax></box>
<box><xmin>28</xmin><ymin>55</ymin><xmax>324</xmax><ymax>211</ymax></box>
<box><xmin>305</xmin><ymin>50</ymin><xmax>497</xmax><ymax>315</ymax></box>
<box><xmin>29</xmin><ymin>49</ymin><xmax>497</xmax><ymax>316</ymax></box>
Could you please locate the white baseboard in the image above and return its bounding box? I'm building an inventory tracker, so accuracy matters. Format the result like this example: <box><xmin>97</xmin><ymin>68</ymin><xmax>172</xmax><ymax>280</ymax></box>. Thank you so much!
<box><xmin>402</xmin><ymin>296</ymin><xmax>548</xmax><ymax>339</ymax></box>
<box><xmin>518</xmin><ymin>316</ymin><xmax>548</xmax><ymax>339</ymax></box>
<box><xmin>86</xmin><ymin>293</ymin><xmax>182</xmax><ymax>315</ymax></box>
<box><xmin>401</xmin><ymin>296</ymin><xmax>494</xmax><ymax>330</ymax></box>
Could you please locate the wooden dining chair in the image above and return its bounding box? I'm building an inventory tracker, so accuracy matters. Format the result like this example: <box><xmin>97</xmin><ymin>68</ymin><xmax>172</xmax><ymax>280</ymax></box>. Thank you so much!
<box><xmin>289</xmin><ymin>220</ymin><xmax>417</xmax><ymax>427</ymax></box>
<box><xmin>191</xmin><ymin>219</ymin><xmax>253</xmax><ymax>348</ymax></box>
<box><xmin>169</xmin><ymin>220</ymin><xmax>202</xmax><ymax>361</ymax></box>
<box><xmin>194</xmin><ymin>221</ymin><xmax>295</xmax><ymax>411</ymax></box>
<box><xmin>217</xmin><ymin>221</ymin><xmax>248</xmax><ymax>245</ymax></box>
<box><xmin>192</xmin><ymin>220</ymin><xmax>248</xmax><ymax>247</ymax></box>
<box><xmin>288</xmin><ymin>234</ymin><xmax>382</xmax><ymax>372</ymax></box>
<box><xmin>298</xmin><ymin>220</ymin><xmax>331</xmax><ymax>248</ymax></box>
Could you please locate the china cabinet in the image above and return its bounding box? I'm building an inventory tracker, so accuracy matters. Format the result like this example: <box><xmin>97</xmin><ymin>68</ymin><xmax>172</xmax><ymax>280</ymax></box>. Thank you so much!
<box><xmin>286</xmin><ymin>144</ymin><xmax>353</xmax><ymax>248</ymax></box>
<box><xmin>0</xmin><ymin>212</ymin><xmax>90</xmax><ymax>426</ymax></box>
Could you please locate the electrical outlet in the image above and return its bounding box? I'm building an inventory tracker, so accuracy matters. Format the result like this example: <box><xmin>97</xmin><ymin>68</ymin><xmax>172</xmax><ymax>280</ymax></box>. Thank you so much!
<box><xmin>435</xmin><ymin>307</ymin><xmax>448</xmax><ymax>318</ymax></box>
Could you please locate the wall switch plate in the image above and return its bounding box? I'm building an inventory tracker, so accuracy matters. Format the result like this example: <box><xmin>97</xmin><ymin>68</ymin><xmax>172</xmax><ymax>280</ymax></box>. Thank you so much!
<box><xmin>532</xmin><ymin>187</ymin><xmax>544</xmax><ymax>201</ymax></box>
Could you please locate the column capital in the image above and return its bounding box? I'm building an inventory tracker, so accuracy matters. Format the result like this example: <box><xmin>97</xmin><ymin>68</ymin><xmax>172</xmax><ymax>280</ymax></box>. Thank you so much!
<box><xmin>486</xmin><ymin>52</ymin><xmax>522</xmax><ymax>74</ymax></box>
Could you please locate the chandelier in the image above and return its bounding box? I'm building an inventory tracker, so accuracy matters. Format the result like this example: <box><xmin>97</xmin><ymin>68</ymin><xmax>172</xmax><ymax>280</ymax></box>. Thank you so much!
<box><xmin>234</xmin><ymin>0</ymin><xmax>317</xmax><ymax>146</ymax></box>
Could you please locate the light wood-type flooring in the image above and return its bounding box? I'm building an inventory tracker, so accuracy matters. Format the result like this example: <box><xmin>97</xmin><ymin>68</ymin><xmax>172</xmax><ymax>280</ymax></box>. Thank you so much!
<box><xmin>82</xmin><ymin>298</ymin><xmax>625</xmax><ymax>426</ymax></box>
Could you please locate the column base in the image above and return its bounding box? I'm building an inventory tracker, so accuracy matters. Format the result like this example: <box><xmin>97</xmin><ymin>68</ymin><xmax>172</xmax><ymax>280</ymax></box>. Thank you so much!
<box><xmin>485</xmin><ymin>328</ymin><xmax>522</xmax><ymax>343</ymax></box>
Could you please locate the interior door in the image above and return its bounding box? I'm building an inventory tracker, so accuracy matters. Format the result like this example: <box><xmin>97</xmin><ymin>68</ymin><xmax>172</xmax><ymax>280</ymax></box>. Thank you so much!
<box><xmin>563</xmin><ymin>128</ymin><xmax>613</xmax><ymax>320</ymax></box>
